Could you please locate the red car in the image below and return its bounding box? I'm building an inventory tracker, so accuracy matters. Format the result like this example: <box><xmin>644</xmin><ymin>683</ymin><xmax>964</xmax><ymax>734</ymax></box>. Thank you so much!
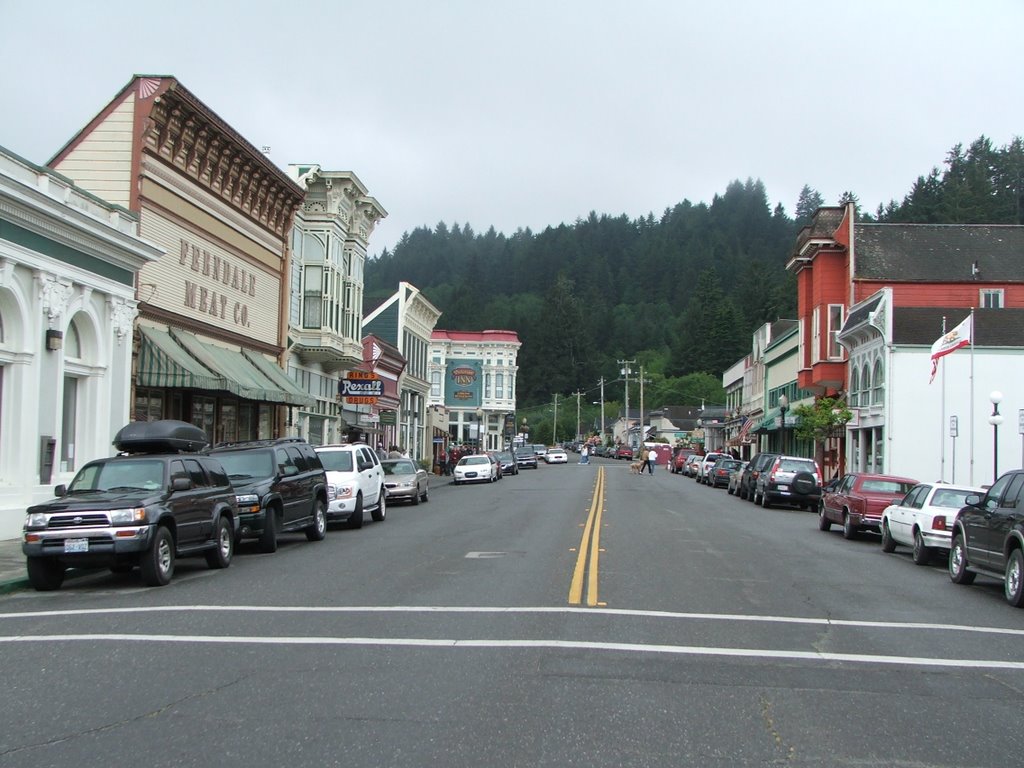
<box><xmin>818</xmin><ymin>472</ymin><xmax>918</xmax><ymax>540</ymax></box>
<box><xmin>615</xmin><ymin>446</ymin><xmax>635</xmax><ymax>460</ymax></box>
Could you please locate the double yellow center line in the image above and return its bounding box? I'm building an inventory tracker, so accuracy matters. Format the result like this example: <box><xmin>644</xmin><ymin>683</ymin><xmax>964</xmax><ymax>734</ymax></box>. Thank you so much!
<box><xmin>568</xmin><ymin>466</ymin><xmax>606</xmax><ymax>606</ymax></box>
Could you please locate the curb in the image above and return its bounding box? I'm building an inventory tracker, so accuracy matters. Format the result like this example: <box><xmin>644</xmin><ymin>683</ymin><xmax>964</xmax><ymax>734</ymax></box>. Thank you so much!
<box><xmin>0</xmin><ymin>576</ymin><xmax>28</xmax><ymax>595</ymax></box>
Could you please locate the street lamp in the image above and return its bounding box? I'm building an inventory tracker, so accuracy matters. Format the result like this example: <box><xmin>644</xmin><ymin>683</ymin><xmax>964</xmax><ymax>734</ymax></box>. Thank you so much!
<box><xmin>778</xmin><ymin>394</ymin><xmax>789</xmax><ymax>454</ymax></box>
<box><xmin>989</xmin><ymin>390</ymin><xmax>1004</xmax><ymax>483</ymax></box>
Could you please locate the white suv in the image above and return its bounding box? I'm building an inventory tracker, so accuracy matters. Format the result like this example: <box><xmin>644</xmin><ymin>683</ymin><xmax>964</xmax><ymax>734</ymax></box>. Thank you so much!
<box><xmin>314</xmin><ymin>443</ymin><xmax>386</xmax><ymax>529</ymax></box>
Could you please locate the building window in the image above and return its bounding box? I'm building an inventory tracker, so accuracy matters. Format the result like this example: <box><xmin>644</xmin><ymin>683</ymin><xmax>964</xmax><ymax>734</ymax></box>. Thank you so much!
<box><xmin>980</xmin><ymin>289</ymin><xmax>1004</xmax><ymax>309</ymax></box>
<box><xmin>61</xmin><ymin>376</ymin><xmax>78</xmax><ymax>472</ymax></box>
<box><xmin>849</xmin><ymin>366</ymin><xmax>859</xmax><ymax>407</ymax></box>
<box><xmin>496</xmin><ymin>372</ymin><xmax>504</xmax><ymax>399</ymax></box>
<box><xmin>872</xmin><ymin>359</ymin><xmax>884</xmax><ymax>405</ymax></box>
<box><xmin>811</xmin><ymin>309</ymin><xmax>821</xmax><ymax>365</ymax></box>
<box><xmin>302</xmin><ymin>265</ymin><xmax>323</xmax><ymax>328</ymax></box>
<box><xmin>484</xmin><ymin>373</ymin><xmax>491</xmax><ymax>399</ymax></box>
<box><xmin>828</xmin><ymin>304</ymin><xmax>844</xmax><ymax>360</ymax></box>
<box><xmin>430</xmin><ymin>371</ymin><xmax>441</xmax><ymax>399</ymax></box>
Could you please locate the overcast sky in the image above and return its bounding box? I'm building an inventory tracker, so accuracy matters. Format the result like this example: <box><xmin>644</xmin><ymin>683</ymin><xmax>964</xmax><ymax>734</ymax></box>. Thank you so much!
<box><xmin>2</xmin><ymin>1</ymin><xmax>1022</xmax><ymax>255</ymax></box>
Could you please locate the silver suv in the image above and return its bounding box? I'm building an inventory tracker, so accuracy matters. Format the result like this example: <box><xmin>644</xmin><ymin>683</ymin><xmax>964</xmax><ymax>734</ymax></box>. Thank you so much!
<box><xmin>754</xmin><ymin>455</ymin><xmax>822</xmax><ymax>509</ymax></box>
<box><xmin>315</xmin><ymin>443</ymin><xmax>386</xmax><ymax>529</ymax></box>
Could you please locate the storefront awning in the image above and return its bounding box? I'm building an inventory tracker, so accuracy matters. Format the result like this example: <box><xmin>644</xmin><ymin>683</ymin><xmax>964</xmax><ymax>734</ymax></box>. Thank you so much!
<box><xmin>137</xmin><ymin>326</ymin><xmax>313</xmax><ymax>407</ymax></box>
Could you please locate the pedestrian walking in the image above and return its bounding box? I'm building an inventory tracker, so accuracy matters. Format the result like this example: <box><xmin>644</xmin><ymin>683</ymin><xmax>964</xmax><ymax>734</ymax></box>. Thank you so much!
<box><xmin>579</xmin><ymin>444</ymin><xmax>590</xmax><ymax>464</ymax></box>
<box><xmin>639</xmin><ymin>446</ymin><xmax>651</xmax><ymax>474</ymax></box>
<box><xmin>646</xmin><ymin>446</ymin><xmax>656</xmax><ymax>474</ymax></box>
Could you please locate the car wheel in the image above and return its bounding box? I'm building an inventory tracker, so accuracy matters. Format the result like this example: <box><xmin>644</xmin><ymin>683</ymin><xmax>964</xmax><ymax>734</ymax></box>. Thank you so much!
<box><xmin>761</xmin><ymin>490</ymin><xmax>771</xmax><ymax>509</ymax></box>
<box><xmin>205</xmin><ymin>516</ymin><xmax>234</xmax><ymax>568</ymax></box>
<box><xmin>348</xmin><ymin>493</ymin><xmax>364</xmax><ymax>529</ymax></box>
<box><xmin>371</xmin><ymin>489</ymin><xmax>386</xmax><ymax>522</ymax></box>
<box><xmin>912</xmin><ymin>529</ymin><xmax>932</xmax><ymax>565</ymax></box>
<box><xmin>411</xmin><ymin>488</ymin><xmax>420</xmax><ymax>505</ymax></box>
<box><xmin>258</xmin><ymin>507</ymin><xmax>279</xmax><ymax>553</ymax></box>
<box><xmin>26</xmin><ymin>557</ymin><xmax>64</xmax><ymax>591</ymax></box>
<box><xmin>140</xmin><ymin>525</ymin><xmax>175</xmax><ymax>586</ymax></box>
<box><xmin>422</xmin><ymin>486</ymin><xmax>429</xmax><ymax>502</ymax></box>
<box><xmin>1005</xmin><ymin>549</ymin><xmax>1024</xmax><ymax>607</ymax></box>
<box><xmin>842</xmin><ymin>512</ymin><xmax>857</xmax><ymax>540</ymax></box>
<box><xmin>948</xmin><ymin>532</ymin><xmax>975</xmax><ymax>584</ymax></box>
<box><xmin>880</xmin><ymin>521</ymin><xmax>896</xmax><ymax>553</ymax></box>
<box><xmin>817</xmin><ymin>503</ymin><xmax>831</xmax><ymax>531</ymax></box>
<box><xmin>305</xmin><ymin>499</ymin><xmax>327</xmax><ymax>541</ymax></box>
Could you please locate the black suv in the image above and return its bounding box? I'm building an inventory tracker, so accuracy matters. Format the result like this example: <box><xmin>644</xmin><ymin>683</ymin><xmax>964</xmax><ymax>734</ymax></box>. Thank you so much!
<box><xmin>949</xmin><ymin>469</ymin><xmax>1024</xmax><ymax>607</ymax></box>
<box><xmin>207</xmin><ymin>437</ymin><xmax>328</xmax><ymax>553</ymax></box>
<box><xmin>22</xmin><ymin>420</ymin><xmax>238</xmax><ymax>590</ymax></box>
<box><xmin>738</xmin><ymin>452</ymin><xmax>779</xmax><ymax>501</ymax></box>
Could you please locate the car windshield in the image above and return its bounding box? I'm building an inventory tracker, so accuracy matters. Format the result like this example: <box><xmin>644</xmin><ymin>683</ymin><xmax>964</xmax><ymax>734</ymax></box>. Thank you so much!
<box><xmin>931</xmin><ymin>488</ymin><xmax>974</xmax><ymax>508</ymax></box>
<box><xmin>777</xmin><ymin>459</ymin><xmax>815</xmax><ymax>473</ymax></box>
<box><xmin>68</xmin><ymin>459</ymin><xmax>165</xmax><ymax>493</ymax></box>
<box><xmin>515</xmin><ymin>449</ymin><xmax>533</xmax><ymax>457</ymax></box>
<box><xmin>317</xmin><ymin>451</ymin><xmax>355</xmax><ymax>473</ymax></box>
<box><xmin>383</xmin><ymin>460</ymin><xmax>417</xmax><ymax>475</ymax></box>
<box><xmin>861</xmin><ymin>479</ymin><xmax>915</xmax><ymax>494</ymax></box>
<box><xmin>214</xmin><ymin>450</ymin><xmax>275</xmax><ymax>479</ymax></box>
<box><xmin>462</xmin><ymin>456</ymin><xmax>489</xmax><ymax>465</ymax></box>
<box><xmin>496</xmin><ymin>452</ymin><xmax>513</xmax><ymax>461</ymax></box>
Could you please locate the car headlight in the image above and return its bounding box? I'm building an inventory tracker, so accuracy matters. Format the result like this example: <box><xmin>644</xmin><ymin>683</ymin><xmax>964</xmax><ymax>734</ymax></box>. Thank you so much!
<box><xmin>110</xmin><ymin>507</ymin><xmax>147</xmax><ymax>525</ymax></box>
<box><xmin>25</xmin><ymin>512</ymin><xmax>48</xmax><ymax>529</ymax></box>
<box><xmin>236</xmin><ymin>493</ymin><xmax>261</xmax><ymax>513</ymax></box>
<box><xmin>332</xmin><ymin>484</ymin><xmax>355</xmax><ymax>499</ymax></box>
<box><xmin>398</xmin><ymin>481</ymin><xmax>415</xmax><ymax>488</ymax></box>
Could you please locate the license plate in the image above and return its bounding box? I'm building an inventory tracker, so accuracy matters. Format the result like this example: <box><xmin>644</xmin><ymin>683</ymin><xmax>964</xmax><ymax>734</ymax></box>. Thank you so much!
<box><xmin>777</xmin><ymin>484</ymin><xmax>789</xmax><ymax>491</ymax></box>
<box><xmin>64</xmin><ymin>538</ymin><xmax>88</xmax><ymax>553</ymax></box>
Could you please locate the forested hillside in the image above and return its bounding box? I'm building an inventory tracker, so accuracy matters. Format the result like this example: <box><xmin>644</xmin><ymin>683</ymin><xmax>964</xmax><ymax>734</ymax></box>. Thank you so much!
<box><xmin>365</xmin><ymin>136</ymin><xmax>1024</xmax><ymax>411</ymax></box>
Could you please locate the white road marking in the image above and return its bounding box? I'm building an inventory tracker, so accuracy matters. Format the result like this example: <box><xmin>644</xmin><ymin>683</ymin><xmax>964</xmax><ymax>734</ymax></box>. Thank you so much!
<box><xmin>1</xmin><ymin>632</ymin><xmax>1023</xmax><ymax>670</ymax></box>
<box><xmin>1</xmin><ymin>604</ymin><xmax>1023</xmax><ymax>637</ymax></box>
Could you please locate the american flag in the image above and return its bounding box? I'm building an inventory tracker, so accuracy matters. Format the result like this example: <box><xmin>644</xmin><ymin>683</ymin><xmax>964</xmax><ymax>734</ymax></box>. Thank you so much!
<box><xmin>737</xmin><ymin>416</ymin><xmax>754</xmax><ymax>442</ymax></box>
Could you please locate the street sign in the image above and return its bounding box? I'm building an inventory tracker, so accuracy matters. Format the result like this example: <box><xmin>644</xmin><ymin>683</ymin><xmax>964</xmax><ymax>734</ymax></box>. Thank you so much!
<box><xmin>950</xmin><ymin>415</ymin><xmax>958</xmax><ymax>438</ymax></box>
<box><xmin>1019</xmin><ymin>408</ymin><xmax>1024</xmax><ymax>435</ymax></box>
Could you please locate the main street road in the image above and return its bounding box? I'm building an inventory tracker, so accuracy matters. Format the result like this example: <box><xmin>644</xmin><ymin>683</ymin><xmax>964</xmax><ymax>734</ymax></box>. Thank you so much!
<box><xmin>2</xmin><ymin>457</ymin><xmax>1022</xmax><ymax>767</ymax></box>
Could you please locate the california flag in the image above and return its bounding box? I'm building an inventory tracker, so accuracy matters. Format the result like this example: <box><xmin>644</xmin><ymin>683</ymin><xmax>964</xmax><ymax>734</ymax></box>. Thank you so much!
<box><xmin>929</xmin><ymin>313</ymin><xmax>971</xmax><ymax>383</ymax></box>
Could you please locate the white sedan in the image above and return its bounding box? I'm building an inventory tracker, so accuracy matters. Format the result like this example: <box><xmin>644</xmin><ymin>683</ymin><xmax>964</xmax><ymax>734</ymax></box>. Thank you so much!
<box><xmin>544</xmin><ymin>448</ymin><xmax>568</xmax><ymax>464</ymax></box>
<box><xmin>880</xmin><ymin>482</ymin><xmax>982</xmax><ymax>565</ymax></box>
<box><xmin>453</xmin><ymin>455</ymin><xmax>498</xmax><ymax>484</ymax></box>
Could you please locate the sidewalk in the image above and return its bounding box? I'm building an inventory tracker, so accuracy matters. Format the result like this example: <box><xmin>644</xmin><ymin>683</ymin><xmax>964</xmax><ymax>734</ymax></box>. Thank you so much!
<box><xmin>0</xmin><ymin>537</ymin><xmax>27</xmax><ymax>593</ymax></box>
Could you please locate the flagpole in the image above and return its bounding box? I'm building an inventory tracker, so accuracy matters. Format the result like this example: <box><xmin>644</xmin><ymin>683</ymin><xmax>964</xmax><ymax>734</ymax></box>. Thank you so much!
<box><xmin>969</xmin><ymin>307</ymin><xmax>975</xmax><ymax>486</ymax></box>
<box><xmin>940</xmin><ymin>316</ymin><xmax>946</xmax><ymax>481</ymax></box>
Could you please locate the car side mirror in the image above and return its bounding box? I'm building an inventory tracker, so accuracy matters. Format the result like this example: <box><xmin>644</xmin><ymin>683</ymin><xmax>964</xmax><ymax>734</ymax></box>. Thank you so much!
<box><xmin>892</xmin><ymin>498</ymin><xmax>903</xmax><ymax>506</ymax></box>
<box><xmin>54</xmin><ymin>484</ymin><xmax>67</xmax><ymax>497</ymax></box>
<box><xmin>963</xmin><ymin>493</ymin><xmax>981</xmax><ymax>507</ymax></box>
<box><xmin>171</xmin><ymin>477</ymin><xmax>192</xmax><ymax>491</ymax></box>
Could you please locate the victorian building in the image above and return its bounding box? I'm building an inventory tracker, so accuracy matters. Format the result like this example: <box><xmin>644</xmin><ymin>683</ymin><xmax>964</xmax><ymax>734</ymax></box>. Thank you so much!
<box><xmin>285</xmin><ymin>165</ymin><xmax>386</xmax><ymax>445</ymax></box>
<box><xmin>428</xmin><ymin>329</ymin><xmax>521</xmax><ymax>451</ymax></box>
<box><xmin>364</xmin><ymin>283</ymin><xmax>442</xmax><ymax>461</ymax></box>
<box><xmin>49</xmin><ymin>76</ymin><xmax>311</xmax><ymax>444</ymax></box>
<box><xmin>0</xmin><ymin>147</ymin><xmax>161</xmax><ymax>538</ymax></box>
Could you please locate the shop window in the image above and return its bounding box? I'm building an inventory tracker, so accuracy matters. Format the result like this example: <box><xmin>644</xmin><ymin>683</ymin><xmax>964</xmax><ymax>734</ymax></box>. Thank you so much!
<box><xmin>134</xmin><ymin>388</ymin><xmax>164</xmax><ymax>421</ymax></box>
<box><xmin>192</xmin><ymin>396</ymin><xmax>216</xmax><ymax>438</ymax></box>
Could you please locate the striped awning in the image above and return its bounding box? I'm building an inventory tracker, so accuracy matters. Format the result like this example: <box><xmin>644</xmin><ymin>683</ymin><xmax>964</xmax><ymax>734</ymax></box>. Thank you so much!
<box><xmin>137</xmin><ymin>326</ymin><xmax>313</xmax><ymax>407</ymax></box>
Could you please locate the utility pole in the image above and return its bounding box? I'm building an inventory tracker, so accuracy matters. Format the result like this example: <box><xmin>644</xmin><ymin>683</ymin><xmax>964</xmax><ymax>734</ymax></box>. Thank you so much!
<box><xmin>599</xmin><ymin>377</ymin><xmax>606</xmax><ymax>441</ymax></box>
<box><xmin>618</xmin><ymin>359</ymin><xmax>635</xmax><ymax>446</ymax></box>
<box><xmin>573</xmin><ymin>391</ymin><xmax>582</xmax><ymax>443</ymax></box>
<box><xmin>552</xmin><ymin>393</ymin><xmax>558</xmax><ymax>445</ymax></box>
<box><xmin>639</xmin><ymin>365</ymin><xmax>645</xmax><ymax>445</ymax></box>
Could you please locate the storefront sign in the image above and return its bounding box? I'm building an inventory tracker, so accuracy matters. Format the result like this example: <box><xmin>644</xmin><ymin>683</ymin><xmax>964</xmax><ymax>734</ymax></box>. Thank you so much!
<box><xmin>340</xmin><ymin>371</ymin><xmax>383</xmax><ymax>404</ymax></box>
<box><xmin>180</xmin><ymin>240</ymin><xmax>257</xmax><ymax>329</ymax></box>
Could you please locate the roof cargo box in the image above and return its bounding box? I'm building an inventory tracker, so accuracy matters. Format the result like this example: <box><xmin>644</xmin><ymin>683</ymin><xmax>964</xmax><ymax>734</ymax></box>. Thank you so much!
<box><xmin>113</xmin><ymin>420</ymin><xmax>209</xmax><ymax>454</ymax></box>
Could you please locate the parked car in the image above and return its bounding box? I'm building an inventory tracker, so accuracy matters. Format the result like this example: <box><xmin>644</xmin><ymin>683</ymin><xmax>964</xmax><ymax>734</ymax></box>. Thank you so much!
<box><xmin>454</xmin><ymin>454</ymin><xmax>499</xmax><ymax>484</ymax></box>
<box><xmin>532</xmin><ymin>444</ymin><xmax>548</xmax><ymax>458</ymax></box>
<box><xmin>881</xmin><ymin>482</ymin><xmax>982</xmax><ymax>564</ymax></box>
<box><xmin>755</xmin><ymin>455</ymin><xmax>823</xmax><ymax>509</ymax></box>
<box><xmin>727</xmin><ymin>461</ymin><xmax>749</xmax><ymax>495</ymax></box>
<box><xmin>696</xmin><ymin>452</ymin><xmax>726</xmax><ymax>484</ymax></box>
<box><xmin>818</xmin><ymin>472</ymin><xmax>918</xmax><ymax>538</ymax></box>
<box><xmin>209</xmin><ymin>437</ymin><xmax>329</xmax><ymax>550</ymax></box>
<box><xmin>544</xmin><ymin>448</ymin><xmax>568</xmax><ymax>464</ymax></box>
<box><xmin>23</xmin><ymin>420</ymin><xmax>238</xmax><ymax>590</ymax></box>
<box><xmin>738</xmin><ymin>452</ymin><xmax>779</xmax><ymax>501</ymax></box>
<box><xmin>381</xmin><ymin>458</ymin><xmax>430</xmax><ymax>505</ymax></box>
<box><xmin>495</xmin><ymin>451</ymin><xmax>519</xmax><ymax>475</ymax></box>
<box><xmin>684</xmin><ymin>454</ymin><xmax>703</xmax><ymax>478</ymax></box>
<box><xmin>708</xmin><ymin>457</ymin><xmax>743</xmax><ymax>488</ymax></box>
<box><xmin>514</xmin><ymin>448</ymin><xmax>538</xmax><ymax>469</ymax></box>
<box><xmin>949</xmin><ymin>469</ymin><xmax>1024</xmax><ymax>607</ymax></box>
<box><xmin>314</xmin><ymin>443</ymin><xmax>386</xmax><ymax>530</ymax></box>
<box><xmin>672</xmin><ymin>451</ymin><xmax>696</xmax><ymax>474</ymax></box>
<box><xmin>615</xmin><ymin>445</ymin><xmax>635</xmax><ymax>460</ymax></box>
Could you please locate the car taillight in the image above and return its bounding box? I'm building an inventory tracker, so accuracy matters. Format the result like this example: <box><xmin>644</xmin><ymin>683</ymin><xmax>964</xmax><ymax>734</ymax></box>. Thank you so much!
<box><xmin>932</xmin><ymin>516</ymin><xmax>947</xmax><ymax>531</ymax></box>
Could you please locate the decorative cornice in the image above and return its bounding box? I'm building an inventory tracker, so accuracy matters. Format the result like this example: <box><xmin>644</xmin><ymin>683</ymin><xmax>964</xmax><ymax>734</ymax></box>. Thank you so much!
<box><xmin>141</xmin><ymin>87</ymin><xmax>303</xmax><ymax>239</ymax></box>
